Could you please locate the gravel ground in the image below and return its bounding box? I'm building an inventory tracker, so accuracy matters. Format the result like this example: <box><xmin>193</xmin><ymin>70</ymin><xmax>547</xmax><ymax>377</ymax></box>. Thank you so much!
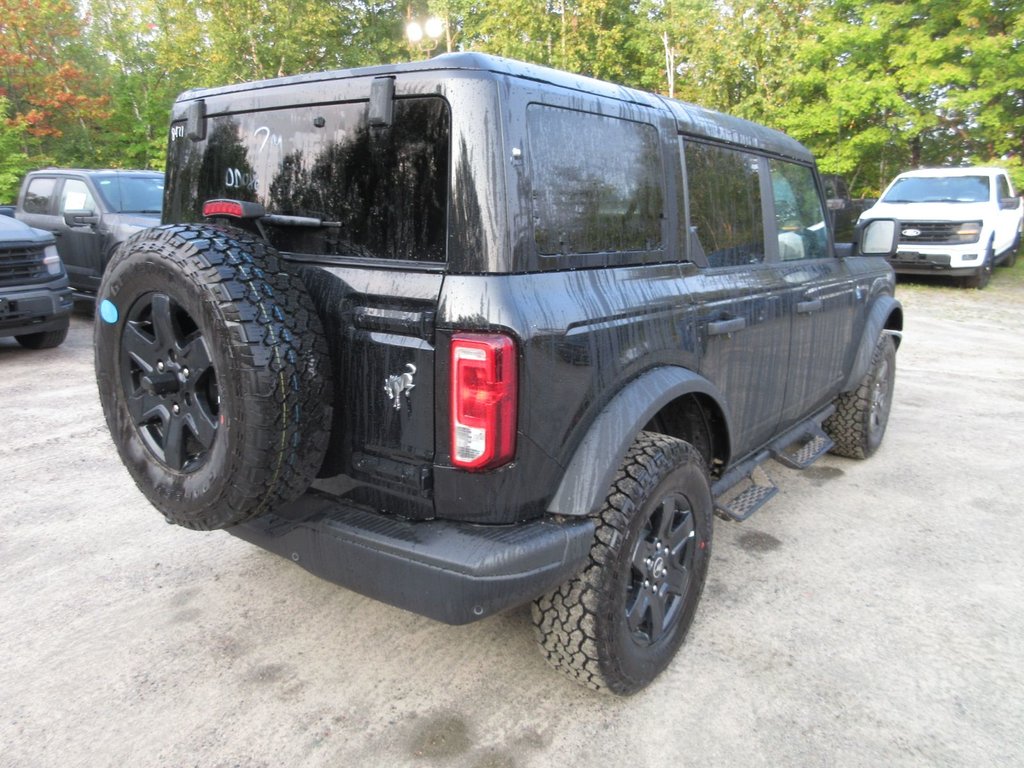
<box><xmin>2</xmin><ymin>264</ymin><xmax>1022</xmax><ymax>768</ymax></box>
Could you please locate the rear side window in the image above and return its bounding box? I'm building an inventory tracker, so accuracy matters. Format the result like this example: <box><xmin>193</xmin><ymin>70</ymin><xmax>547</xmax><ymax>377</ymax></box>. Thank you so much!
<box><xmin>23</xmin><ymin>177</ymin><xmax>56</xmax><ymax>214</ymax></box>
<box><xmin>527</xmin><ymin>105</ymin><xmax>663</xmax><ymax>256</ymax></box>
<box><xmin>166</xmin><ymin>97</ymin><xmax>450</xmax><ymax>263</ymax></box>
<box><xmin>684</xmin><ymin>141</ymin><xmax>765</xmax><ymax>267</ymax></box>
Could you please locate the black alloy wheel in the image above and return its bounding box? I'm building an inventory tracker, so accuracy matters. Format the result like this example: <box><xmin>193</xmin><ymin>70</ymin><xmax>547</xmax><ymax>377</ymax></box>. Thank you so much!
<box><xmin>625</xmin><ymin>490</ymin><xmax>697</xmax><ymax>647</ymax></box>
<box><xmin>866</xmin><ymin>341</ymin><xmax>894</xmax><ymax>445</ymax></box>
<box><xmin>121</xmin><ymin>292</ymin><xmax>219</xmax><ymax>473</ymax></box>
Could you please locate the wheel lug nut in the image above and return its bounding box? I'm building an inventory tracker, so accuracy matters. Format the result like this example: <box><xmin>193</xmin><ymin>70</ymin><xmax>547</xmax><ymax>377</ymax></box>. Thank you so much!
<box><xmin>172</xmin><ymin>403</ymin><xmax>180</xmax><ymax>415</ymax></box>
<box><xmin>157</xmin><ymin>361</ymin><xmax>165</xmax><ymax>372</ymax></box>
<box><xmin>182</xmin><ymin>367</ymin><xmax>190</xmax><ymax>378</ymax></box>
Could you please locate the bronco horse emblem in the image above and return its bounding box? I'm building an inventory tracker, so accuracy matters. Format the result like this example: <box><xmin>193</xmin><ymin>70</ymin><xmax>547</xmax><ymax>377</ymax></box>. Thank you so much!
<box><xmin>384</xmin><ymin>363</ymin><xmax>417</xmax><ymax>410</ymax></box>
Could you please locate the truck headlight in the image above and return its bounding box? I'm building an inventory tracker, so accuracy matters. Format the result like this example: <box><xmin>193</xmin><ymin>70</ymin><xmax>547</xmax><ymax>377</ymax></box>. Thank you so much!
<box><xmin>953</xmin><ymin>222</ymin><xmax>982</xmax><ymax>244</ymax></box>
<box><xmin>43</xmin><ymin>245</ymin><xmax>64</xmax><ymax>276</ymax></box>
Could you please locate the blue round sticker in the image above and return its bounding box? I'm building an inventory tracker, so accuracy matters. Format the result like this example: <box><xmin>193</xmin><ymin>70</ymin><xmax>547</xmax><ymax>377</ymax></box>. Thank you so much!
<box><xmin>99</xmin><ymin>299</ymin><xmax>119</xmax><ymax>324</ymax></box>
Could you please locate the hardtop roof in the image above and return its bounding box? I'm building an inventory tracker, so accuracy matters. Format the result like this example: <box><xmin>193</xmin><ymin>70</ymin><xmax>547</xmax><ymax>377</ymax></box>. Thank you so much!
<box><xmin>175</xmin><ymin>52</ymin><xmax>813</xmax><ymax>163</ymax></box>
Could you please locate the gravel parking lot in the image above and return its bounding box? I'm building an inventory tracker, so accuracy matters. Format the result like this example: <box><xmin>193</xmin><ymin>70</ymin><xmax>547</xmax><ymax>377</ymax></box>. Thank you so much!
<box><xmin>2</xmin><ymin>267</ymin><xmax>1023</xmax><ymax>768</ymax></box>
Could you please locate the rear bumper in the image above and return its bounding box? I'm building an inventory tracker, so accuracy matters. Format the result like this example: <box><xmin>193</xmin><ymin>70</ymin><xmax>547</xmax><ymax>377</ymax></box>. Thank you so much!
<box><xmin>0</xmin><ymin>282</ymin><xmax>73</xmax><ymax>337</ymax></box>
<box><xmin>229</xmin><ymin>491</ymin><xmax>596</xmax><ymax>625</ymax></box>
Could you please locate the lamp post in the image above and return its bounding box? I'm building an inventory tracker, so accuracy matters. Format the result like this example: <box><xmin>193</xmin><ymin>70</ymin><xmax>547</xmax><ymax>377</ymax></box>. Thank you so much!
<box><xmin>406</xmin><ymin>16</ymin><xmax>444</xmax><ymax>58</ymax></box>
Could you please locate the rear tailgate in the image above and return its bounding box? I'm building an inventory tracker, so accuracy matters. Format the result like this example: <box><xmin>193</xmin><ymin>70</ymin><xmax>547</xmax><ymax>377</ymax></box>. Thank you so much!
<box><xmin>164</xmin><ymin>79</ymin><xmax>452</xmax><ymax>518</ymax></box>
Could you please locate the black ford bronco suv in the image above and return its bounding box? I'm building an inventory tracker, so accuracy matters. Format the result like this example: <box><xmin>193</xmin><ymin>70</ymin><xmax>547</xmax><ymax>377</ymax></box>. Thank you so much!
<box><xmin>94</xmin><ymin>54</ymin><xmax>903</xmax><ymax>694</ymax></box>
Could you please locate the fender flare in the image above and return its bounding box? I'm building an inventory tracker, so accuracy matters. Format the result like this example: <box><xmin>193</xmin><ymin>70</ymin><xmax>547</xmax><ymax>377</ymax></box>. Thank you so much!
<box><xmin>546</xmin><ymin>367</ymin><xmax>731</xmax><ymax>517</ymax></box>
<box><xmin>841</xmin><ymin>294</ymin><xmax>903</xmax><ymax>392</ymax></box>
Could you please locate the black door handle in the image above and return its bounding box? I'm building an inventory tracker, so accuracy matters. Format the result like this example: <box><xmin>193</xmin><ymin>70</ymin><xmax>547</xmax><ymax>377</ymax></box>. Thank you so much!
<box><xmin>796</xmin><ymin>299</ymin><xmax>823</xmax><ymax>314</ymax></box>
<box><xmin>708</xmin><ymin>317</ymin><xmax>747</xmax><ymax>336</ymax></box>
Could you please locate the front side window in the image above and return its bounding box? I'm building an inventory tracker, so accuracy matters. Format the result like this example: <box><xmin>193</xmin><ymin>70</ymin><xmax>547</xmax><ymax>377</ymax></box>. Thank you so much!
<box><xmin>166</xmin><ymin>97</ymin><xmax>450</xmax><ymax>263</ymax></box>
<box><xmin>996</xmin><ymin>174</ymin><xmax>1012</xmax><ymax>200</ymax></box>
<box><xmin>769</xmin><ymin>160</ymin><xmax>829</xmax><ymax>261</ymax></box>
<box><xmin>527</xmin><ymin>105</ymin><xmax>663</xmax><ymax>256</ymax></box>
<box><xmin>59</xmin><ymin>179</ymin><xmax>96</xmax><ymax>214</ymax></box>
<box><xmin>684</xmin><ymin>141</ymin><xmax>764</xmax><ymax>268</ymax></box>
<box><xmin>23</xmin><ymin>178</ymin><xmax>56</xmax><ymax>214</ymax></box>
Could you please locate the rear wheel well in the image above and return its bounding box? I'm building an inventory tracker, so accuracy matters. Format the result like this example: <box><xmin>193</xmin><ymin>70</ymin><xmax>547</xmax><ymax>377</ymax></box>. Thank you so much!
<box><xmin>644</xmin><ymin>393</ymin><xmax>729</xmax><ymax>480</ymax></box>
<box><xmin>885</xmin><ymin>306</ymin><xmax>904</xmax><ymax>349</ymax></box>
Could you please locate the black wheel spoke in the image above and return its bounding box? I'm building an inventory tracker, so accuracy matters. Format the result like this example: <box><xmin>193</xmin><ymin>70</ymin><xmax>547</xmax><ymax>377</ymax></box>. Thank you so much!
<box><xmin>666</xmin><ymin>564</ymin><xmax>690</xmax><ymax>597</ymax></box>
<box><xmin>162</xmin><ymin>415</ymin><xmax>187</xmax><ymax>471</ymax></box>
<box><xmin>122</xmin><ymin>323</ymin><xmax>158</xmax><ymax>369</ymax></box>
<box><xmin>185</xmin><ymin>406</ymin><xmax>217</xmax><ymax>450</ymax></box>
<box><xmin>647</xmin><ymin>592</ymin><xmax>667</xmax><ymax>642</ymax></box>
<box><xmin>655</xmin><ymin>497</ymin><xmax>677</xmax><ymax>541</ymax></box>
<box><xmin>150</xmin><ymin>293</ymin><xmax>178</xmax><ymax>349</ymax></box>
<box><xmin>632</xmin><ymin>540</ymin><xmax>652</xmax><ymax>574</ymax></box>
<box><xmin>126</xmin><ymin>390</ymin><xmax>164</xmax><ymax>425</ymax></box>
<box><xmin>626</xmin><ymin>591</ymin><xmax>650</xmax><ymax>635</ymax></box>
<box><xmin>180</xmin><ymin>336</ymin><xmax>213</xmax><ymax>379</ymax></box>
<box><xmin>666</xmin><ymin>510</ymin><xmax>695</xmax><ymax>552</ymax></box>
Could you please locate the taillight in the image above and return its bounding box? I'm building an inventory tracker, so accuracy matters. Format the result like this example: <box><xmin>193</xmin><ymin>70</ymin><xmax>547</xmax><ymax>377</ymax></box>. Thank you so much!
<box><xmin>203</xmin><ymin>200</ymin><xmax>245</xmax><ymax>218</ymax></box>
<box><xmin>202</xmin><ymin>199</ymin><xmax>266</xmax><ymax>219</ymax></box>
<box><xmin>450</xmin><ymin>333</ymin><xmax>517</xmax><ymax>471</ymax></box>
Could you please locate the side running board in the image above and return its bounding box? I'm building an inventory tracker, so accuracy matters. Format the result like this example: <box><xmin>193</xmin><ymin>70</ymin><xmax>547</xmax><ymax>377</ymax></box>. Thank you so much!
<box><xmin>711</xmin><ymin>406</ymin><xmax>836</xmax><ymax>522</ymax></box>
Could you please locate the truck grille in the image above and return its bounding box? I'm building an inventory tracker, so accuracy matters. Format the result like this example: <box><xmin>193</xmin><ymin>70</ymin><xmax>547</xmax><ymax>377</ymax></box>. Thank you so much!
<box><xmin>899</xmin><ymin>221</ymin><xmax>976</xmax><ymax>245</ymax></box>
<box><xmin>0</xmin><ymin>244</ymin><xmax>48</xmax><ymax>286</ymax></box>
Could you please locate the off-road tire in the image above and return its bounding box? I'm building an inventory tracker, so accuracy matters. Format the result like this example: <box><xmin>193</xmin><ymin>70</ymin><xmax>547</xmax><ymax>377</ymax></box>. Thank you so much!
<box><xmin>16</xmin><ymin>319</ymin><xmax>69</xmax><ymax>349</ymax></box>
<box><xmin>94</xmin><ymin>224</ymin><xmax>332</xmax><ymax>530</ymax></box>
<box><xmin>532</xmin><ymin>432</ymin><xmax>713</xmax><ymax>695</ymax></box>
<box><xmin>825</xmin><ymin>334</ymin><xmax>896</xmax><ymax>459</ymax></box>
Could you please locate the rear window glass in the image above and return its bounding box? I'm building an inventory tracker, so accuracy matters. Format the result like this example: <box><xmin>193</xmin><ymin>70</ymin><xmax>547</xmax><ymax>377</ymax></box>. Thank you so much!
<box><xmin>166</xmin><ymin>96</ymin><xmax>450</xmax><ymax>263</ymax></box>
<box><xmin>527</xmin><ymin>105</ymin><xmax>663</xmax><ymax>256</ymax></box>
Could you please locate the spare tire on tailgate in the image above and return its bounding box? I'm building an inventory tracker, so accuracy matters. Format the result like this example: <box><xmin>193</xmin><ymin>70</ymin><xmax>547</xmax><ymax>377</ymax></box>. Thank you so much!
<box><xmin>94</xmin><ymin>224</ymin><xmax>332</xmax><ymax>530</ymax></box>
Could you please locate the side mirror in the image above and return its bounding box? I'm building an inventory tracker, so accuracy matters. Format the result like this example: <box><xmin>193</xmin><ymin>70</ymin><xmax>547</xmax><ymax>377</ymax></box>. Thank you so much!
<box><xmin>64</xmin><ymin>209</ymin><xmax>99</xmax><ymax>228</ymax></box>
<box><xmin>999</xmin><ymin>197</ymin><xmax>1022</xmax><ymax>211</ymax></box>
<box><xmin>856</xmin><ymin>218</ymin><xmax>899</xmax><ymax>257</ymax></box>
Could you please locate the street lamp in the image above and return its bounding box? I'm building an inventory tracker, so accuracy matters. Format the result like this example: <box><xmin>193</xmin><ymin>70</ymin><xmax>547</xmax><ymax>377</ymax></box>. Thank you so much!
<box><xmin>406</xmin><ymin>16</ymin><xmax>444</xmax><ymax>57</ymax></box>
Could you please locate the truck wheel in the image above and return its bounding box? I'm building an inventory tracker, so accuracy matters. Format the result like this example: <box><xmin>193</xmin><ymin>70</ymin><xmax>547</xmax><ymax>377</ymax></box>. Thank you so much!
<box><xmin>16</xmin><ymin>320</ymin><xmax>69</xmax><ymax>349</ymax></box>
<box><xmin>532</xmin><ymin>432</ymin><xmax>712</xmax><ymax>695</ymax></box>
<box><xmin>1000</xmin><ymin>233</ymin><xmax>1019</xmax><ymax>268</ymax></box>
<box><xmin>94</xmin><ymin>224</ymin><xmax>332</xmax><ymax>530</ymax></box>
<box><xmin>825</xmin><ymin>334</ymin><xmax>896</xmax><ymax>459</ymax></box>
<box><xmin>963</xmin><ymin>242</ymin><xmax>993</xmax><ymax>289</ymax></box>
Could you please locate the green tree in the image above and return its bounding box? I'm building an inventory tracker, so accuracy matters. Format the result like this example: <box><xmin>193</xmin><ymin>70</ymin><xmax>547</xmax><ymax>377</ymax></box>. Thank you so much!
<box><xmin>0</xmin><ymin>98</ymin><xmax>32</xmax><ymax>200</ymax></box>
<box><xmin>0</xmin><ymin>0</ymin><xmax>110</xmax><ymax>164</ymax></box>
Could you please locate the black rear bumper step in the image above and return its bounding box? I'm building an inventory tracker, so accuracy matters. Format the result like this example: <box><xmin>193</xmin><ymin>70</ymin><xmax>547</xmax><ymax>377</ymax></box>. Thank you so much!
<box><xmin>229</xmin><ymin>492</ymin><xmax>596</xmax><ymax>625</ymax></box>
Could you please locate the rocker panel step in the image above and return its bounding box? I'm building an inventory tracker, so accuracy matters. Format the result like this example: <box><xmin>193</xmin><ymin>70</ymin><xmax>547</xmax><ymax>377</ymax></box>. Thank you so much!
<box><xmin>715</xmin><ymin>473</ymin><xmax>779</xmax><ymax>522</ymax></box>
<box><xmin>771</xmin><ymin>422</ymin><xmax>834</xmax><ymax>470</ymax></box>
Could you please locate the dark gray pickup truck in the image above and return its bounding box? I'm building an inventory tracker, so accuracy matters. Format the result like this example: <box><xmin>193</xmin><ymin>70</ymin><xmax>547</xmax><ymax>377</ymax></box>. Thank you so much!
<box><xmin>0</xmin><ymin>211</ymin><xmax>72</xmax><ymax>348</ymax></box>
<box><xmin>13</xmin><ymin>169</ymin><xmax>163</xmax><ymax>298</ymax></box>
<box><xmin>94</xmin><ymin>54</ymin><xmax>903</xmax><ymax>694</ymax></box>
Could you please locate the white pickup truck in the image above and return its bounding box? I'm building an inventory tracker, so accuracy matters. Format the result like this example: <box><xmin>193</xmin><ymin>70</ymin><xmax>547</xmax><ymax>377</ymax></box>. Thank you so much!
<box><xmin>859</xmin><ymin>167</ymin><xmax>1023</xmax><ymax>288</ymax></box>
